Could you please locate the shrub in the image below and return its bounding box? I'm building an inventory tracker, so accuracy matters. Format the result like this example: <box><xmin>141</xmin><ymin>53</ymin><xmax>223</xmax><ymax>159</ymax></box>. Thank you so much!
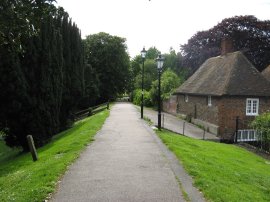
<box><xmin>251</xmin><ymin>112</ymin><xmax>270</xmax><ymax>151</ymax></box>
<box><xmin>132</xmin><ymin>89</ymin><xmax>152</xmax><ymax>107</ymax></box>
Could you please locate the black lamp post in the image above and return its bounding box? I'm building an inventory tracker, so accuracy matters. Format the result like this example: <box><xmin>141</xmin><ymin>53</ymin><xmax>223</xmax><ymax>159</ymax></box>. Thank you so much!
<box><xmin>141</xmin><ymin>47</ymin><xmax>147</xmax><ymax>119</ymax></box>
<box><xmin>156</xmin><ymin>53</ymin><xmax>164</xmax><ymax>130</ymax></box>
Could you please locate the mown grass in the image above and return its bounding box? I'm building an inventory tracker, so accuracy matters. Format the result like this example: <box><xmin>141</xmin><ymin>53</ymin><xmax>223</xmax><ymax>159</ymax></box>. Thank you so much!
<box><xmin>0</xmin><ymin>110</ymin><xmax>109</xmax><ymax>202</ymax></box>
<box><xmin>157</xmin><ymin>129</ymin><xmax>270</xmax><ymax>202</ymax></box>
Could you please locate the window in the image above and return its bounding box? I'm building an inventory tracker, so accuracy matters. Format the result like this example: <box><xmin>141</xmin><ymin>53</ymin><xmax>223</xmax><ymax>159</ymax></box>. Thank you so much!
<box><xmin>208</xmin><ymin>96</ymin><xmax>212</xmax><ymax>106</ymax></box>
<box><xmin>185</xmin><ymin>95</ymin><xmax>188</xmax><ymax>102</ymax></box>
<box><xmin>237</xmin><ymin>130</ymin><xmax>260</xmax><ymax>141</ymax></box>
<box><xmin>246</xmin><ymin>98</ymin><xmax>259</xmax><ymax>116</ymax></box>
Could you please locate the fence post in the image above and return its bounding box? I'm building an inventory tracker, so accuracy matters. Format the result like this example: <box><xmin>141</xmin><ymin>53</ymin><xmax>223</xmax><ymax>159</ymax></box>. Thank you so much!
<box><xmin>183</xmin><ymin>122</ymin><xmax>185</xmax><ymax>135</ymax></box>
<box><xmin>162</xmin><ymin>114</ymin><xmax>164</xmax><ymax>128</ymax></box>
<box><xmin>203</xmin><ymin>128</ymin><xmax>205</xmax><ymax>140</ymax></box>
<box><xmin>27</xmin><ymin>135</ymin><xmax>38</xmax><ymax>161</ymax></box>
<box><xmin>194</xmin><ymin>104</ymin><xmax>197</xmax><ymax>119</ymax></box>
<box><xmin>235</xmin><ymin>116</ymin><xmax>239</xmax><ymax>143</ymax></box>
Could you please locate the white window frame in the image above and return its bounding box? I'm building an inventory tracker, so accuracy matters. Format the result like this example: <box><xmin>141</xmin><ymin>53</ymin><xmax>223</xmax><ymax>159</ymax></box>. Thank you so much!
<box><xmin>208</xmin><ymin>96</ymin><xmax>212</xmax><ymax>107</ymax></box>
<box><xmin>237</xmin><ymin>130</ymin><xmax>261</xmax><ymax>142</ymax></box>
<box><xmin>246</xmin><ymin>98</ymin><xmax>259</xmax><ymax>116</ymax></box>
<box><xmin>185</xmin><ymin>95</ymin><xmax>188</xmax><ymax>103</ymax></box>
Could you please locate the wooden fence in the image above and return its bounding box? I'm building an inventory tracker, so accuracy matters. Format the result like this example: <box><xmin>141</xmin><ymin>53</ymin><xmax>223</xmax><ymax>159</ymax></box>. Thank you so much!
<box><xmin>73</xmin><ymin>102</ymin><xmax>109</xmax><ymax>121</ymax></box>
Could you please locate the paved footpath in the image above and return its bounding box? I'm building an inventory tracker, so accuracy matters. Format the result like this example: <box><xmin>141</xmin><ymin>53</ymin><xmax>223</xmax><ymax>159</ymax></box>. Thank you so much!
<box><xmin>51</xmin><ymin>103</ymin><xmax>205</xmax><ymax>202</ymax></box>
<box><xmin>144</xmin><ymin>108</ymin><xmax>219</xmax><ymax>141</ymax></box>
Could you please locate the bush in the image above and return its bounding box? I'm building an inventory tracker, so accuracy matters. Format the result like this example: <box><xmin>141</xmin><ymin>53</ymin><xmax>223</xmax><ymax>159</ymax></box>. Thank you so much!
<box><xmin>251</xmin><ymin>112</ymin><xmax>270</xmax><ymax>152</ymax></box>
<box><xmin>149</xmin><ymin>69</ymin><xmax>183</xmax><ymax>107</ymax></box>
<box><xmin>132</xmin><ymin>89</ymin><xmax>152</xmax><ymax>107</ymax></box>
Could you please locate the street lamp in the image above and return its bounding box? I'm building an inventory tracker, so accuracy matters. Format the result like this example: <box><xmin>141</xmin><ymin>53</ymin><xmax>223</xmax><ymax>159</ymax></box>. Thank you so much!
<box><xmin>141</xmin><ymin>47</ymin><xmax>147</xmax><ymax>119</ymax></box>
<box><xmin>156</xmin><ymin>53</ymin><xmax>164</xmax><ymax>130</ymax></box>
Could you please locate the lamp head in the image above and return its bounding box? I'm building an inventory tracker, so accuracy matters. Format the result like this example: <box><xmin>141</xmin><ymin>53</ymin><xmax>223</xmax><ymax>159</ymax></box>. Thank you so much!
<box><xmin>156</xmin><ymin>53</ymin><xmax>164</xmax><ymax>70</ymax></box>
<box><xmin>141</xmin><ymin>47</ymin><xmax>147</xmax><ymax>59</ymax></box>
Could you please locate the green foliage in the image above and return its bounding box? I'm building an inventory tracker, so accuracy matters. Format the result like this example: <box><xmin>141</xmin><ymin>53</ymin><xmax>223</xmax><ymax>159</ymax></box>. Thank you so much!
<box><xmin>251</xmin><ymin>112</ymin><xmax>270</xmax><ymax>143</ymax></box>
<box><xmin>134</xmin><ymin>59</ymin><xmax>157</xmax><ymax>91</ymax></box>
<box><xmin>84</xmin><ymin>32</ymin><xmax>130</xmax><ymax>102</ymax></box>
<box><xmin>129</xmin><ymin>56</ymin><xmax>142</xmax><ymax>91</ymax></box>
<box><xmin>80</xmin><ymin>64</ymin><xmax>100</xmax><ymax>108</ymax></box>
<box><xmin>251</xmin><ymin>112</ymin><xmax>270</xmax><ymax>135</ymax></box>
<box><xmin>130</xmin><ymin>47</ymin><xmax>186</xmax><ymax>97</ymax></box>
<box><xmin>0</xmin><ymin>110</ymin><xmax>109</xmax><ymax>202</ymax></box>
<box><xmin>58</xmin><ymin>15</ymin><xmax>86</xmax><ymax>128</ymax></box>
<box><xmin>0</xmin><ymin>2</ymin><xmax>99</xmax><ymax>150</ymax></box>
<box><xmin>130</xmin><ymin>55</ymin><xmax>142</xmax><ymax>78</ymax></box>
<box><xmin>163</xmin><ymin>48</ymin><xmax>187</xmax><ymax>77</ymax></box>
<box><xmin>145</xmin><ymin>47</ymin><xmax>159</xmax><ymax>59</ymax></box>
<box><xmin>150</xmin><ymin>69</ymin><xmax>182</xmax><ymax>106</ymax></box>
<box><xmin>132</xmin><ymin>89</ymin><xmax>152</xmax><ymax>107</ymax></box>
<box><xmin>158</xmin><ymin>130</ymin><xmax>270</xmax><ymax>202</ymax></box>
<box><xmin>161</xmin><ymin>69</ymin><xmax>183</xmax><ymax>99</ymax></box>
<box><xmin>181</xmin><ymin>15</ymin><xmax>270</xmax><ymax>73</ymax></box>
<box><xmin>0</xmin><ymin>0</ymin><xmax>56</xmax><ymax>53</ymax></box>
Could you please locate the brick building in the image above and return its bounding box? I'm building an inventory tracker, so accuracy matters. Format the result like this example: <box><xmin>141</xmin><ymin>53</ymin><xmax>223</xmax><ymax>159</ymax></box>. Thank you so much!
<box><xmin>163</xmin><ymin>51</ymin><xmax>270</xmax><ymax>140</ymax></box>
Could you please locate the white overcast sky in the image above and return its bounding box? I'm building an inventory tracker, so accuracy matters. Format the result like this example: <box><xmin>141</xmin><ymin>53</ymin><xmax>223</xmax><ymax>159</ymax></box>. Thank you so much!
<box><xmin>55</xmin><ymin>0</ymin><xmax>270</xmax><ymax>58</ymax></box>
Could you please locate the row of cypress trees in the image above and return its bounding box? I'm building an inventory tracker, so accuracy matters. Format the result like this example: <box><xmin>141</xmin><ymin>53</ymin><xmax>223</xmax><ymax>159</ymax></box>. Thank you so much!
<box><xmin>0</xmin><ymin>1</ymin><xmax>99</xmax><ymax>150</ymax></box>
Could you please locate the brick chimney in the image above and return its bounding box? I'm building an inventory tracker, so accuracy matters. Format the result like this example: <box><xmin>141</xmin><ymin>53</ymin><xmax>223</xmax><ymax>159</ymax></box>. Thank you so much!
<box><xmin>221</xmin><ymin>38</ymin><xmax>234</xmax><ymax>55</ymax></box>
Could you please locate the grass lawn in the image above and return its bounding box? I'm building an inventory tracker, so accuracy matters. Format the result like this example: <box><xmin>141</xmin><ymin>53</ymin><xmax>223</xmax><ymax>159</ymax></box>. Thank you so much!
<box><xmin>0</xmin><ymin>110</ymin><xmax>109</xmax><ymax>202</ymax></box>
<box><xmin>157</xmin><ymin>130</ymin><xmax>270</xmax><ymax>202</ymax></box>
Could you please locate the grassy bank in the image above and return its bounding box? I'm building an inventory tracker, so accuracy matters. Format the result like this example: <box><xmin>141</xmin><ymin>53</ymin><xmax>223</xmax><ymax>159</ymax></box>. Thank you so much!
<box><xmin>0</xmin><ymin>110</ymin><xmax>109</xmax><ymax>202</ymax></box>
<box><xmin>157</xmin><ymin>130</ymin><xmax>270</xmax><ymax>202</ymax></box>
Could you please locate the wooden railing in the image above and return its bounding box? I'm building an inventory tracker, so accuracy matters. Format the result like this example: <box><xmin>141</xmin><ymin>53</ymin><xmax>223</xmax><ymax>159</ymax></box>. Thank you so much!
<box><xmin>73</xmin><ymin>102</ymin><xmax>109</xmax><ymax>121</ymax></box>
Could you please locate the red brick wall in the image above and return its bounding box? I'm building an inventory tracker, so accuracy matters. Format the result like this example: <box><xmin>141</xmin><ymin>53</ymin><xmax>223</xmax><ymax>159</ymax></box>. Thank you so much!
<box><xmin>163</xmin><ymin>94</ymin><xmax>270</xmax><ymax>140</ymax></box>
<box><xmin>163</xmin><ymin>95</ymin><xmax>177</xmax><ymax>115</ymax></box>
<box><xmin>174</xmin><ymin>94</ymin><xmax>219</xmax><ymax>125</ymax></box>
<box><xmin>218</xmin><ymin>96</ymin><xmax>270</xmax><ymax>139</ymax></box>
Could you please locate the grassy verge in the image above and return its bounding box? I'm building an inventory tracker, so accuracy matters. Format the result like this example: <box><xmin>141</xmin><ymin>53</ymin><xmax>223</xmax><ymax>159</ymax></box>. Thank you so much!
<box><xmin>0</xmin><ymin>110</ymin><xmax>109</xmax><ymax>202</ymax></box>
<box><xmin>157</xmin><ymin>129</ymin><xmax>270</xmax><ymax>202</ymax></box>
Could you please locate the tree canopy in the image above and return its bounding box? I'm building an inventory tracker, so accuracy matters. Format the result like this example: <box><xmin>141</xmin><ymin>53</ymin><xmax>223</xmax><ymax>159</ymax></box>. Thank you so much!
<box><xmin>84</xmin><ymin>32</ymin><xmax>131</xmax><ymax>102</ymax></box>
<box><xmin>181</xmin><ymin>15</ymin><xmax>270</xmax><ymax>74</ymax></box>
<box><xmin>0</xmin><ymin>1</ymin><xmax>98</xmax><ymax>150</ymax></box>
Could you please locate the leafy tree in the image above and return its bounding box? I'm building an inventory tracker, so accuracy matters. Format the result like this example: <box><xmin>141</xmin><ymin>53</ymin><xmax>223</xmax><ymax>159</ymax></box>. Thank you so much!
<box><xmin>181</xmin><ymin>15</ymin><xmax>270</xmax><ymax>74</ymax></box>
<box><xmin>134</xmin><ymin>59</ymin><xmax>157</xmax><ymax>91</ymax></box>
<box><xmin>128</xmin><ymin>55</ymin><xmax>142</xmax><ymax>97</ymax></box>
<box><xmin>84</xmin><ymin>32</ymin><xmax>130</xmax><ymax>102</ymax></box>
<box><xmin>0</xmin><ymin>0</ymin><xmax>56</xmax><ymax>53</ymax></box>
<box><xmin>80</xmin><ymin>64</ymin><xmax>100</xmax><ymax>108</ymax></box>
<box><xmin>146</xmin><ymin>47</ymin><xmax>159</xmax><ymax>60</ymax></box>
<box><xmin>130</xmin><ymin>47</ymin><xmax>160</xmax><ymax>93</ymax></box>
<box><xmin>163</xmin><ymin>48</ymin><xmax>177</xmax><ymax>71</ymax></box>
<box><xmin>163</xmin><ymin>48</ymin><xmax>187</xmax><ymax>77</ymax></box>
<box><xmin>130</xmin><ymin>55</ymin><xmax>142</xmax><ymax>77</ymax></box>
<box><xmin>150</xmin><ymin>69</ymin><xmax>182</xmax><ymax>106</ymax></box>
